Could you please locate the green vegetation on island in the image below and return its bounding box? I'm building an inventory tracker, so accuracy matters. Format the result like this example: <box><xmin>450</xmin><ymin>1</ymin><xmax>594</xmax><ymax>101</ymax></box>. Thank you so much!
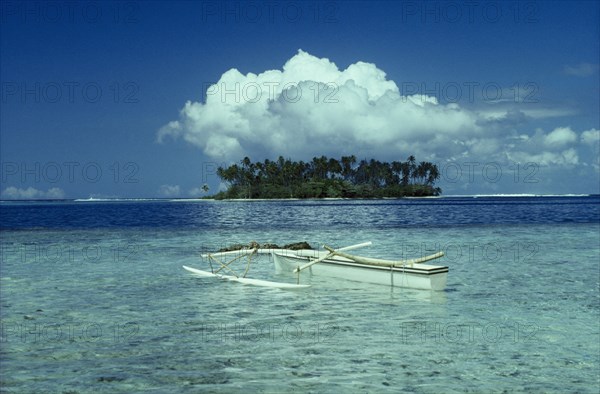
<box><xmin>212</xmin><ymin>155</ymin><xmax>441</xmax><ymax>199</ymax></box>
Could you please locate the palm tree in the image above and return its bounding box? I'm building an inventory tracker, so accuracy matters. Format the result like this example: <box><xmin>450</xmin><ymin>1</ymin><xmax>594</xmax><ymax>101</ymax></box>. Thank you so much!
<box><xmin>341</xmin><ymin>155</ymin><xmax>356</xmax><ymax>181</ymax></box>
<box><xmin>408</xmin><ymin>155</ymin><xmax>417</xmax><ymax>184</ymax></box>
<box><xmin>400</xmin><ymin>161</ymin><xmax>410</xmax><ymax>186</ymax></box>
<box><xmin>427</xmin><ymin>163</ymin><xmax>440</xmax><ymax>185</ymax></box>
<box><xmin>391</xmin><ymin>161</ymin><xmax>402</xmax><ymax>185</ymax></box>
<box><xmin>328</xmin><ymin>157</ymin><xmax>342</xmax><ymax>179</ymax></box>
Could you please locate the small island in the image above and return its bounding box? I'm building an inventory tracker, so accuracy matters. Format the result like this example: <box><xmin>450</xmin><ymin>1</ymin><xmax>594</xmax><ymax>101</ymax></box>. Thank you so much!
<box><xmin>211</xmin><ymin>155</ymin><xmax>441</xmax><ymax>199</ymax></box>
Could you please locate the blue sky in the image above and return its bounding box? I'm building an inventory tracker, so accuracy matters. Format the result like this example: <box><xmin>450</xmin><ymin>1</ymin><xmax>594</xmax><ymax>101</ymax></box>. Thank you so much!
<box><xmin>1</xmin><ymin>0</ymin><xmax>598</xmax><ymax>198</ymax></box>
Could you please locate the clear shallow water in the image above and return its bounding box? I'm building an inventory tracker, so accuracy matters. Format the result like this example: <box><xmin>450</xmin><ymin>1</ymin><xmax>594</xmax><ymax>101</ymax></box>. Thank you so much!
<box><xmin>1</xmin><ymin>196</ymin><xmax>599</xmax><ymax>393</ymax></box>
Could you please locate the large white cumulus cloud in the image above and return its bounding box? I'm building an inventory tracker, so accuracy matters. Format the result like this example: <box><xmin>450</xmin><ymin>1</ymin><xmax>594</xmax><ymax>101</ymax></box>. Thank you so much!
<box><xmin>158</xmin><ymin>50</ymin><xmax>480</xmax><ymax>161</ymax></box>
<box><xmin>158</xmin><ymin>50</ymin><xmax>599</xmax><ymax>193</ymax></box>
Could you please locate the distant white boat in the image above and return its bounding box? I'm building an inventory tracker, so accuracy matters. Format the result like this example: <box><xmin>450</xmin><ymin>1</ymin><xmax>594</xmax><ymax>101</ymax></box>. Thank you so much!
<box><xmin>74</xmin><ymin>197</ymin><xmax>100</xmax><ymax>202</ymax></box>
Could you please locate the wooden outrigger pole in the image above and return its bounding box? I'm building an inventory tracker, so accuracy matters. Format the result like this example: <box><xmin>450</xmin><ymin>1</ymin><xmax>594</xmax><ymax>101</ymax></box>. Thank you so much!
<box><xmin>292</xmin><ymin>242</ymin><xmax>373</xmax><ymax>274</ymax></box>
<box><xmin>293</xmin><ymin>242</ymin><xmax>444</xmax><ymax>274</ymax></box>
<box><xmin>207</xmin><ymin>248</ymin><xmax>258</xmax><ymax>277</ymax></box>
<box><xmin>324</xmin><ymin>247</ymin><xmax>445</xmax><ymax>267</ymax></box>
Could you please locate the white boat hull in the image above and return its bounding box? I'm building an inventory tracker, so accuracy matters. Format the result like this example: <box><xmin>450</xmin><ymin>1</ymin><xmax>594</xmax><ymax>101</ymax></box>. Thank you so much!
<box><xmin>273</xmin><ymin>250</ymin><xmax>448</xmax><ymax>291</ymax></box>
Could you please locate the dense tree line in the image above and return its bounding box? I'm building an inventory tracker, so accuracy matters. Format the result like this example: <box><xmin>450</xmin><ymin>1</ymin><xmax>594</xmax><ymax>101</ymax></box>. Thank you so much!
<box><xmin>212</xmin><ymin>155</ymin><xmax>441</xmax><ymax>199</ymax></box>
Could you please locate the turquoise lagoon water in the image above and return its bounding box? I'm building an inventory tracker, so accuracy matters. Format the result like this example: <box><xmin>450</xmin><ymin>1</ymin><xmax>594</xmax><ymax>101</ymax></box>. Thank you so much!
<box><xmin>0</xmin><ymin>196</ymin><xmax>599</xmax><ymax>393</ymax></box>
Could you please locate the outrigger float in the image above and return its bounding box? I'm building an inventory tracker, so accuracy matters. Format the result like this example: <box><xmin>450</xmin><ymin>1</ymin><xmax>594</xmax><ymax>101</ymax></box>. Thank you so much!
<box><xmin>183</xmin><ymin>242</ymin><xmax>448</xmax><ymax>290</ymax></box>
<box><xmin>183</xmin><ymin>247</ymin><xmax>311</xmax><ymax>289</ymax></box>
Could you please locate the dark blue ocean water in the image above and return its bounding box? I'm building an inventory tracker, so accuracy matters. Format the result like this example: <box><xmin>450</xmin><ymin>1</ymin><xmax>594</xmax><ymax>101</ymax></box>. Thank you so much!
<box><xmin>1</xmin><ymin>196</ymin><xmax>599</xmax><ymax>393</ymax></box>
<box><xmin>1</xmin><ymin>196</ymin><xmax>598</xmax><ymax>230</ymax></box>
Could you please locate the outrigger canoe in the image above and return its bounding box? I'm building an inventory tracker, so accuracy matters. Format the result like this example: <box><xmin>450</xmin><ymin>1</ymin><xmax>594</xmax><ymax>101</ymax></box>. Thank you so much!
<box><xmin>183</xmin><ymin>242</ymin><xmax>448</xmax><ymax>290</ymax></box>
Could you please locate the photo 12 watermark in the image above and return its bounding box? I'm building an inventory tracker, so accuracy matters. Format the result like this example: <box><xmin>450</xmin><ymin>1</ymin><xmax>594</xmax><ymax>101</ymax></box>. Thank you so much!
<box><xmin>1</xmin><ymin>320</ymin><xmax>140</xmax><ymax>344</ymax></box>
<box><xmin>1</xmin><ymin>161</ymin><xmax>140</xmax><ymax>185</ymax></box>
<box><xmin>1</xmin><ymin>81</ymin><xmax>140</xmax><ymax>104</ymax></box>
<box><xmin>0</xmin><ymin>1</ymin><xmax>140</xmax><ymax>24</ymax></box>
<box><xmin>198</xmin><ymin>161</ymin><xmax>541</xmax><ymax>186</ymax></box>
<box><xmin>200</xmin><ymin>1</ymin><xmax>338</xmax><ymax>24</ymax></box>
<box><xmin>0</xmin><ymin>242</ymin><xmax>142</xmax><ymax>265</ymax></box>
<box><xmin>197</xmin><ymin>322</ymin><xmax>338</xmax><ymax>344</ymax></box>
<box><xmin>400</xmin><ymin>1</ymin><xmax>540</xmax><ymax>24</ymax></box>
<box><xmin>396</xmin><ymin>241</ymin><xmax>540</xmax><ymax>264</ymax></box>
<box><xmin>399</xmin><ymin>320</ymin><xmax>539</xmax><ymax>344</ymax></box>
<box><xmin>401</xmin><ymin>81</ymin><xmax>540</xmax><ymax>104</ymax></box>
<box><xmin>436</xmin><ymin>161</ymin><xmax>540</xmax><ymax>185</ymax></box>
<box><xmin>203</xmin><ymin>81</ymin><xmax>339</xmax><ymax>104</ymax></box>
